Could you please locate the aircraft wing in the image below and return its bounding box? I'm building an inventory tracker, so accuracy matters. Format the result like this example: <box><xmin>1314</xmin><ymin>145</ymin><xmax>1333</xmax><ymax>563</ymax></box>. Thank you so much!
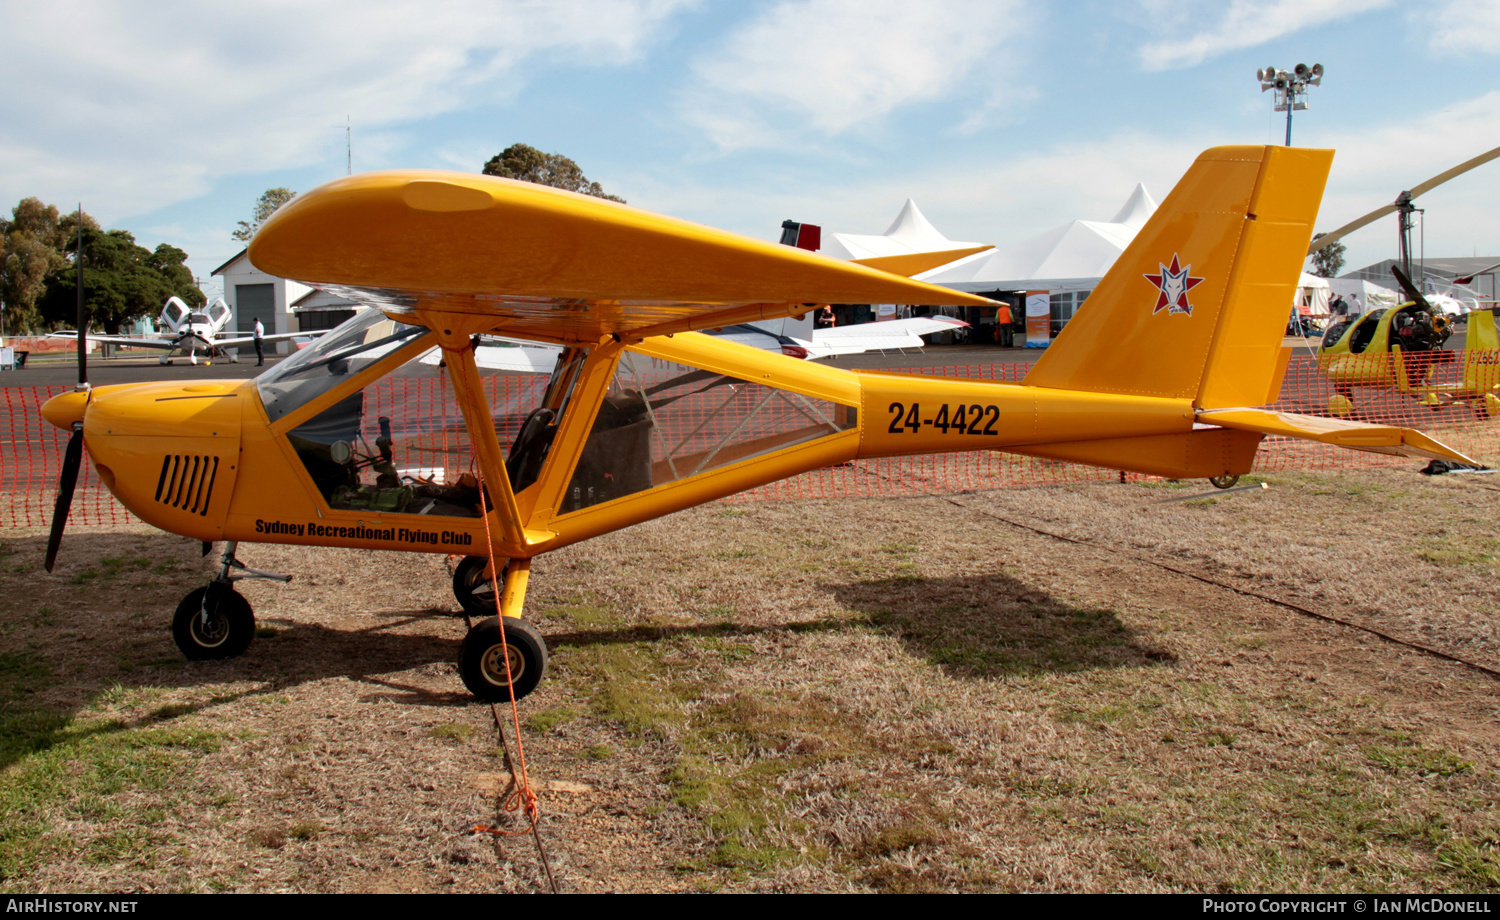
<box><xmin>248</xmin><ymin>171</ymin><xmax>994</xmax><ymax>344</ymax></box>
<box><xmin>46</xmin><ymin>332</ymin><xmax>178</xmax><ymax>350</ymax></box>
<box><xmin>211</xmin><ymin>330</ymin><xmax>327</xmax><ymax>349</ymax></box>
<box><xmin>417</xmin><ymin>339</ymin><xmax>563</xmax><ymax>374</ymax></box>
<box><xmin>808</xmin><ymin>315</ymin><xmax>968</xmax><ymax>357</ymax></box>
<box><xmin>1197</xmin><ymin>408</ymin><xmax>1481</xmax><ymax>465</ymax></box>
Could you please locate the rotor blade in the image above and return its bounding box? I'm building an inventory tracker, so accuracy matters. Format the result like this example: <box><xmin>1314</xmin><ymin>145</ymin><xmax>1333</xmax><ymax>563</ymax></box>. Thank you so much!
<box><xmin>44</xmin><ymin>426</ymin><xmax>84</xmax><ymax>573</ymax></box>
<box><xmin>1307</xmin><ymin>204</ymin><xmax>1398</xmax><ymax>254</ymax></box>
<box><xmin>1409</xmin><ymin>144</ymin><xmax>1500</xmax><ymax>199</ymax></box>
<box><xmin>1390</xmin><ymin>265</ymin><xmax>1436</xmax><ymax>313</ymax></box>
<box><xmin>1454</xmin><ymin>260</ymin><xmax>1500</xmax><ymax>284</ymax></box>
<box><xmin>1307</xmin><ymin>144</ymin><xmax>1500</xmax><ymax>256</ymax></box>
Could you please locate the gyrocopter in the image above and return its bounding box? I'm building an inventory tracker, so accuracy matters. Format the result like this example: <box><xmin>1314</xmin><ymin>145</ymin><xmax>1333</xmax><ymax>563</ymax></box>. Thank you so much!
<box><xmin>42</xmin><ymin>145</ymin><xmax>1477</xmax><ymax>702</ymax></box>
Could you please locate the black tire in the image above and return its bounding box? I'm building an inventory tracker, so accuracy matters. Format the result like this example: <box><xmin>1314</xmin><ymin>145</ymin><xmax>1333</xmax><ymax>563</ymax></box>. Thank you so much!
<box><xmin>172</xmin><ymin>583</ymin><xmax>255</xmax><ymax>660</ymax></box>
<box><xmin>1209</xmin><ymin>475</ymin><xmax>1240</xmax><ymax>489</ymax></box>
<box><xmin>453</xmin><ymin>555</ymin><xmax>507</xmax><ymax>616</ymax></box>
<box><xmin>459</xmin><ymin>617</ymin><xmax>547</xmax><ymax>702</ymax></box>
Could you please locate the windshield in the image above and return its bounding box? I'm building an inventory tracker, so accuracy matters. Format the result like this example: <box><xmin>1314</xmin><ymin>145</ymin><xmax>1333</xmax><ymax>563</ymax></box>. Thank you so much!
<box><xmin>188</xmin><ymin>313</ymin><xmax>210</xmax><ymax>325</ymax></box>
<box><xmin>256</xmin><ymin>309</ymin><xmax>428</xmax><ymax>422</ymax></box>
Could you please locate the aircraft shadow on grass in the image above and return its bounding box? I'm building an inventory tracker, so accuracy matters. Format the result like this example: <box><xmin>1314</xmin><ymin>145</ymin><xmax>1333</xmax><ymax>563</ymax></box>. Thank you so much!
<box><xmin>828</xmin><ymin>573</ymin><xmax>1176</xmax><ymax>680</ymax></box>
<box><xmin>10</xmin><ymin>538</ymin><xmax>1170</xmax><ymax>770</ymax></box>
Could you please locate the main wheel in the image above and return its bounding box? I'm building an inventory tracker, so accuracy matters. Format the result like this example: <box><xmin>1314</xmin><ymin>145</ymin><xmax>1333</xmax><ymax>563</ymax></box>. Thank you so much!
<box><xmin>172</xmin><ymin>583</ymin><xmax>255</xmax><ymax>660</ymax></box>
<box><xmin>1208</xmin><ymin>475</ymin><xmax>1240</xmax><ymax>489</ymax></box>
<box><xmin>453</xmin><ymin>555</ymin><xmax>508</xmax><ymax>616</ymax></box>
<box><xmin>459</xmin><ymin>617</ymin><xmax>547</xmax><ymax>702</ymax></box>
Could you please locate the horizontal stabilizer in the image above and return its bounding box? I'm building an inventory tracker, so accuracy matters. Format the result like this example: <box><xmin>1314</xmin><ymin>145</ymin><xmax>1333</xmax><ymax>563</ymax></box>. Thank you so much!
<box><xmin>1198</xmin><ymin>408</ymin><xmax>1480</xmax><ymax>465</ymax></box>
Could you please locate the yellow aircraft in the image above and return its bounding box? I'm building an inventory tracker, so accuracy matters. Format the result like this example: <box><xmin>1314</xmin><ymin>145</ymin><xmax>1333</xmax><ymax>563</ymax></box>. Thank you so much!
<box><xmin>41</xmin><ymin>145</ymin><xmax>1478</xmax><ymax>702</ymax></box>
<box><xmin>1317</xmin><ymin>266</ymin><xmax>1500</xmax><ymax>418</ymax></box>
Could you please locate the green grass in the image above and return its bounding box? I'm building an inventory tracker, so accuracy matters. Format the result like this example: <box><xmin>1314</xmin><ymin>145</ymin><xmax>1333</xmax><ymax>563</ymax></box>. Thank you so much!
<box><xmin>430</xmin><ymin>722</ymin><xmax>476</xmax><ymax>743</ymax></box>
<box><xmin>525</xmin><ymin>707</ymin><xmax>579</xmax><ymax>733</ymax></box>
<box><xmin>0</xmin><ymin>717</ymin><xmax>222</xmax><ymax>885</ymax></box>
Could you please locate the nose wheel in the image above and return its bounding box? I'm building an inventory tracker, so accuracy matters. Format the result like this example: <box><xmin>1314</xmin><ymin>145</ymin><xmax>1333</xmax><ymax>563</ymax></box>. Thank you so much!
<box><xmin>172</xmin><ymin>582</ymin><xmax>254</xmax><ymax>660</ymax></box>
<box><xmin>459</xmin><ymin>616</ymin><xmax>547</xmax><ymax>702</ymax></box>
<box><xmin>170</xmin><ymin>541</ymin><xmax>290</xmax><ymax>662</ymax></box>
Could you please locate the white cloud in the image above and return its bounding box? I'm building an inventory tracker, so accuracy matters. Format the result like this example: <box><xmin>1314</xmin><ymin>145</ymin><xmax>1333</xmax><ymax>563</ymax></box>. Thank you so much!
<box><xmin>682</xmin><ymin>0</ymin><xmax>1030</xmax><ymax>149</ymax></box>
<box><xmin>1138</xmin><ymin>0</ymin><xmax>1391</xmax><ymax>71</ymax></box>
<box><xmin>627</xmin><ymin>129</ymin><xmax>1206</xmax><ymax>251</ymax></box>
<box><xmin>627</xmin><ymin>87</ymin><xmax>1500</xmax><ymax>281</ymax></box>
<box><xmin>0</xmin><ymin>0</ymin><xmax>694</xmax><ymax>220</ymax></box>
<box><xmin>1432</xmin><ymin>0</ymin><xmax>1500</xmax><ymax>53</ymax></box>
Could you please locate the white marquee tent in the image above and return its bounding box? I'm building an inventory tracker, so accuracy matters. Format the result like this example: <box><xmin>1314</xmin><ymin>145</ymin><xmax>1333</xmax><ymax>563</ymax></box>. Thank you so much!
<box><xmin>917</xmin><ymin>184</ymin><xmax>1158</xmax><ymax>292</ymax></box>
<box><xmin>1296</xmin><ymin>273</ymin><xmax>1330</xmax><ymax>316</ymax></box>
<box><xmin>822</xmin><ymin>199</ymin><xmax>987</xmax><ymax>262</ymax></box>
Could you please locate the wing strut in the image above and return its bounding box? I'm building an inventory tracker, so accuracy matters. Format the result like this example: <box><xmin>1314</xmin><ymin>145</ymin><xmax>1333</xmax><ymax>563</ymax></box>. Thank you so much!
<box><xmin>428</xmin><ymin>313</ymin><xmax>534</xmax><ymax>554</ymax></box>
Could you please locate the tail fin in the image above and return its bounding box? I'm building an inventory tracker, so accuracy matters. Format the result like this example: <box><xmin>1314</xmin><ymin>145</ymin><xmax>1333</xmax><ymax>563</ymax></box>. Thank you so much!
<box><xmin>1024</xmin><ymin>145</ymin><xmax>1332</xmax><ymax>409</ymax></box>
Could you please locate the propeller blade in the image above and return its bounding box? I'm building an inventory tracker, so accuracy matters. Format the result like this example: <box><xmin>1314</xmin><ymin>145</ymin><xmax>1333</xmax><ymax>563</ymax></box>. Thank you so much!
<box><xmin>1390</xmin><ymin>265</ymin><xmax>1436</xmax><ymax>313</ymax></box>
<box><xmin>1408</xmin><ymin>144</ymin><xmax>1500</xmax><ymax>199</ymax></box>
<box><xmin>75</xmin><ymin>206</ymin><xmax>87</xmax><ymax>386</ymax></box>
<box><xmin>1307</xmin><ymin>204</ymin><xmax>1398</xmax><ymax>254</ymax></box>
<box><xmin>44</xmin><ymin>425</ymin><xmax>84</xmax><ymax>573</ymax></box>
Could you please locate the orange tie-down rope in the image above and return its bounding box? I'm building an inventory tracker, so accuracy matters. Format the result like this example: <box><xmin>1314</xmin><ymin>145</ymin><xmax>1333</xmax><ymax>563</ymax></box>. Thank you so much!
<box><xmin>470</xmin><ymin>468</ymin><xmax>558</xmax><ymax>892</ymax></box>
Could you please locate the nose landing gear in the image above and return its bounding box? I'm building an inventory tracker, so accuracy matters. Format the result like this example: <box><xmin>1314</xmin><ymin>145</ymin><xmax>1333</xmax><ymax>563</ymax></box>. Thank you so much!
<box><xmin>170</xmin><ymin>541</ymin><xmax>290</xmax><ymax>660</ymax></box>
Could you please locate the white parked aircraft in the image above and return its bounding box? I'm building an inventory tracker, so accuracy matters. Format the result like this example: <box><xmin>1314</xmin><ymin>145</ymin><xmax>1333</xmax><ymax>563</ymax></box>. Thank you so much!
<box><xmin>52</xmin><ymin>296</ymin><xmax>320</xmax><ymax>365</ymax></box>
<box><xmin>420</xmin><ymin>312</ymin><xmax>970</xmax><ymax>373</ymax></box>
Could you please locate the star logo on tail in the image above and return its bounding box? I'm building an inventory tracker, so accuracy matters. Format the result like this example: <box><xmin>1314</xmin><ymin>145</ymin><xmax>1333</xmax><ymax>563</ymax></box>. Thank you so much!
<box><xmin>1143</xmin><ymin>254</ymin><xmax>1204</xmax><ymax>316</ymax></box>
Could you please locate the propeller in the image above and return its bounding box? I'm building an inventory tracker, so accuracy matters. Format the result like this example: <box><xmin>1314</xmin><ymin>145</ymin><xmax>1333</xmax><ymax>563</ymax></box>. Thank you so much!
<box><xmin>1390</xmin><ymin>264</ymin><xmax>1436</xmax><ymax>313</ymax></box>
<box><xmin>44</xmin><ymin>207</ymin><xmax>89</xmax><ymax>573</ymax></box>
<box><xmin>44</xmin><ymin>423</ymin><xmax>83</xmax><ymax>572</ymax></box>
<box><xmin>1308</xmin><ymin>143</ymin><xmax>1500</xmax><ymax>256</ymax></box>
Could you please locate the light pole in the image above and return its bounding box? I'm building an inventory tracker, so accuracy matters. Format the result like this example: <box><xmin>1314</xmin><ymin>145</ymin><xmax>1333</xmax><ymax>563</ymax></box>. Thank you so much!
<box><xmin>1256</xmin><ymin>63</ymin><xmax>1323</xmax><ymax>146</ymax></box>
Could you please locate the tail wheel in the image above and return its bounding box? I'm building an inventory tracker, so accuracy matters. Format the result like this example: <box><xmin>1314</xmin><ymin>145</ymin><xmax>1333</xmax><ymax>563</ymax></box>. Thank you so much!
<box><xmin>1209</xmin><ymin>475</ymin><xmax>1240</xmax><ymax>489</ymax></box>
<box><xmin>172</xmin><ymin>583</ymin><xmax>254</xmax><ymax>660</ymax></box>
<box><xmin>459</xmin><ymin>617</ymin><xmax>547</xmax><ymax>702</ymax></box>
<box><xmin>453</xmin><ymin>555</ymin><xmax>508</xmax><ymax>616</ymax></box>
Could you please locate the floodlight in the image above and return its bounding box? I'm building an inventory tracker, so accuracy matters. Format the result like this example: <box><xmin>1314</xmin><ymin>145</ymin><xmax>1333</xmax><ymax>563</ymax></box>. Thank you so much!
<box><xmin>1254</xmin><ymin>64</ymin><xmax>1325</xmax><ymax>145</ymax></box>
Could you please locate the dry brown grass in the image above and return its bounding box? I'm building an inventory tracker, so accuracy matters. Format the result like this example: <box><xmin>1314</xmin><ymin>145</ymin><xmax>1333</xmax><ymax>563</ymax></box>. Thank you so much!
<box><xmin>3</xmin><ymin>467</ymin><xmax>1500</xmax><ymax>892</ymax></box>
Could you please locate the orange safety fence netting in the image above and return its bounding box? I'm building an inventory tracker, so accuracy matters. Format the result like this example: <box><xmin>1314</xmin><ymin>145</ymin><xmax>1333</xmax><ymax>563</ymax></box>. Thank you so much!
<box><xmin>3</xmin><ymin>352</ymin><xmax>1496</xmax><ymax>529</ymax></box>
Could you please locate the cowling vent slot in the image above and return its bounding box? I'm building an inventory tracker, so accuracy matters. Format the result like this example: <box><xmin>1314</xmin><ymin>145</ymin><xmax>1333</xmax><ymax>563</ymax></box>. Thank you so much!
<box><xmin>154</xmin><ymin>455</ymin><xmax>220</xmax><ymax>516</ymax></box>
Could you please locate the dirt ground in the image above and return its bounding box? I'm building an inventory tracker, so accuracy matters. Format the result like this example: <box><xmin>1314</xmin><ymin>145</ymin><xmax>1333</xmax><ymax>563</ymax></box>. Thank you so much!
<box><xmin>3</xmin><ymin>466</ymin><xmax>1500</xmax><ymax>893</ymax></box>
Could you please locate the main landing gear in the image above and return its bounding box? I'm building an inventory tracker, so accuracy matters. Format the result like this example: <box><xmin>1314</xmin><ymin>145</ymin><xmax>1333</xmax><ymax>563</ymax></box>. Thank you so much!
<box><xmin>452</xmin><ymin>554</ymin><xmax>508</xmax><ymax>615</ymax></box>
<box><xmin>459</xmin><ymin>616</ymin><xmax>547</xmax><ymax>702</ymax></box>
<box><xmin>452</xmin><ymin>556</ymin><xmax>547</xmax><ymax>702</ymax></box>
<box><xmin>171</xmin><ymin>541</ymin><xmax>291</xmax><ymax>660</ymax></box>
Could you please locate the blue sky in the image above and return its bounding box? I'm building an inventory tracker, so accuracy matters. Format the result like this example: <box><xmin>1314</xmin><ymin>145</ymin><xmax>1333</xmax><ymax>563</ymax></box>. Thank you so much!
<box><xmin>4</xmin><ymin>0</ymin><xmax>1499</xmax><ymax>298</ymax></box>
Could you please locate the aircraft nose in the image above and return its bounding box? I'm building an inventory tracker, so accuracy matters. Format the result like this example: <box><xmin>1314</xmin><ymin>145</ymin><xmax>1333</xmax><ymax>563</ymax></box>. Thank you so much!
<box><xmin>41</xmin><ymin>389</ymin><xmax>89</xmax><ymax>431</ymax></box>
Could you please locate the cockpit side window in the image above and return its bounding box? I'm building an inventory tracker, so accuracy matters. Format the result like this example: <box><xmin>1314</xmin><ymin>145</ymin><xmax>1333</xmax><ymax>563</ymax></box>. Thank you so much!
<box><xmin>558</xmin><ymin>350</ymin><xmax>857</xmax><ymax>514</ymax></box>
<box><xmin>281</xmin><ymin>332</ymin><xmax>585</xmax><ymax>518</ymax></box>
<box><xmin>506</xmin><ymin>347</ymin><xmax>588</xmax><ymax>494</ymax></box>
